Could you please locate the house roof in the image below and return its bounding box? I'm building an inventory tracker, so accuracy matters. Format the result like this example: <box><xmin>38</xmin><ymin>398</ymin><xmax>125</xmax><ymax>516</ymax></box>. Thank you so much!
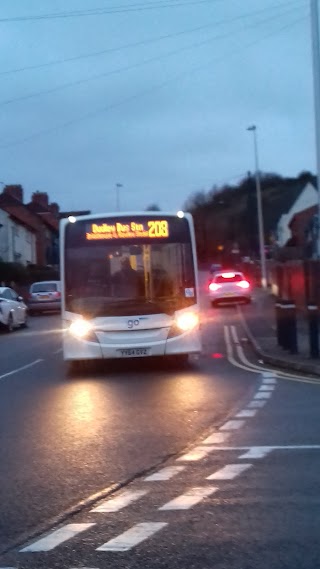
<box><xmin>27</xmin><ymin>201</ymin><xmax>59</xmax><ymax>232</ymax></box>
<box><xmin>288</xmin><ymin>205</ymin><xmax>317</xmax><ymax>228</ymax></box>
<box><xmin>59</xmin><ymin>210</ymin><xmax>91</xmax><ymax>219</ymax></box>
<box><xmin>0</xmin><ymin>193</ymin><xmax>39</xmax><ymax>232</ymax></box>
<box><xmin>263</xmin><ymin>180</ymin><xmax>315</xmax><ymax>233</ymax></box>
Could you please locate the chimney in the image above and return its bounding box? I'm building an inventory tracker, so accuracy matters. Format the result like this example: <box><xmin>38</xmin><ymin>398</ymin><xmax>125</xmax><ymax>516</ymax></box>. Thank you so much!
<box><xmin>49</xmin><ymin>202</ymin><xmax>60</xmax><ymax>218</ymax></box>
<box><xmin>32</xmin><ymin>191</ymin><xmax>49</xmax><ymax>209</ymax></box>
<box><xmin>4</xmin><ymin>184</ymin><xmax>24</xmax><ymax>202</ymax></box>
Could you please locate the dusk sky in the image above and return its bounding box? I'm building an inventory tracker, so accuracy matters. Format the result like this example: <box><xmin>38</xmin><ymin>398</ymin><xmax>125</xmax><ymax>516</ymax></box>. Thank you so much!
<box><xmin>0</xmin><ymin>0</ymin><xmax>313</xmax><ymax>213</ymax></box>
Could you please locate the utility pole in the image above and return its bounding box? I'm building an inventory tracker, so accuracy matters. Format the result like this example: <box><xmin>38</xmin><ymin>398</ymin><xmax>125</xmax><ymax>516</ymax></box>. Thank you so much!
<box><xmin>310</xmin><ymin>0</ymin><xmax>320</xmax><ymax>257</ymax></box>
<box><xmin>247</xmin><ymin>125</ymin><xmax>267</xmax><ymax>289</ymax></box>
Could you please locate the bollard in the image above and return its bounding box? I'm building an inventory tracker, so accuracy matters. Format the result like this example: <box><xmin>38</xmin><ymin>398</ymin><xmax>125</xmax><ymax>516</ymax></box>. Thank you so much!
<box><xmin>307</xmin><ymin>304</ymin><xmax>319</xmax><ymax>358</ymax></box>
<box><xmin>280</xmin><ymin>300</ymin><xmax>298</xmax><ymax>354</ymax></box>
<box><xmin>280</xmin><ymin>300</ymin><xmax>291</xmax><ymax>350</ymax></box>
<box><xmin>275</xmin><ymin>301</ymin><xmax>285</xmax><ymax>348</ymax></box>
<box><xmin>286</xmin><ymin>301</ymin><xmax>298</xmax><ymax>355</ymax></box>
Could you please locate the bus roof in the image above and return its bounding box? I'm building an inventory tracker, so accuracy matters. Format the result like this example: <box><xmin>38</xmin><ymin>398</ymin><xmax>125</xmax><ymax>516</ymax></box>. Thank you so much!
<box><xmin>60</xmin><ymin>211</ymin><xmax>193</xmax><ymax>227</ymax></box>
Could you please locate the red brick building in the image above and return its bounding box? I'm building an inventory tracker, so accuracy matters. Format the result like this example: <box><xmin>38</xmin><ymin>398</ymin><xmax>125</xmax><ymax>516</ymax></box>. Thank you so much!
<box><xmin>288</xmin><ymin>205</ymin><xmax>317</xmax><ymax>247</ymax></box>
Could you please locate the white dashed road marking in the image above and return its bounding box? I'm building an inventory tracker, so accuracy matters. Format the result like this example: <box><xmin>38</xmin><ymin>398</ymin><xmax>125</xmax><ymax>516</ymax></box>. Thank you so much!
<box><xmin>262</xmin><ymin>372</ymin><xmax>276</xmax><ymax>378</ymax></box>
<box><xmin>236</xmin><ymin>409</ymin><xmax>257</xmax><ymax>418</ymax></box>
<box><xmin>207</xmin><ymin>463</ymin><xmax>252</xmax><ymax>480</ymax></box>
<box><xmin>177</xmin><ymin>446</ymin><xmax>214</xmax><ymax>461</ymax></box>
<box><xmin>194</xmin><ymin>445</ymin><xmax>320</xmax><ymax>451</ymax></box>
<box><xmin>247</xmin><ymin>400</ymin><xmax>267</xmax><ymax>408</ymax></box>
<box><xmin>144</xmin><ymin>466</ymin><xmax>185</xmax><ymax>481</ymax></box>
<box><xmin>254</xmin><ymin>391</ymin><xmax>272</xmax><ymax>400</ymax></box>
<box><xmin>262</xmin><ymin>377</ymin><xmax>277</xmax><ymax>384</ymax></box>
<box><xmin>20</xmin><ymin>523</ymin><xmax>95</xmax><ymax>552</ymax></box>
<box><xmin>202</xmin><ymin>432</ymin><xmax>229</xmax><ymax>444</ymax></box>
<box><xmin>159</xmin><ymin>487</ymin><xmax>217</xmax><ymax>510</ymax></box>
<box><xmin>91</xmin><ymin>489</ymin><xmax>148</xmax><ymax>513</ymax></box>
<box><xmin>220</xmin><ymin>420</ymin><xmax>245</xmax><ymax>431</ymax></box>
<box><xmin>96</xmin><ymin>522</ymin><xmax>167</xmax><ymax>552</ymax></box>
<box><xmin>259</xmin><ymin>385</ymin><xmax>275</xmax><ymax>392</ymax></box>
<box><xmin>239</xmin><ymin>447</ymin><xmax>272</xmax><ymax>459</ymax></box>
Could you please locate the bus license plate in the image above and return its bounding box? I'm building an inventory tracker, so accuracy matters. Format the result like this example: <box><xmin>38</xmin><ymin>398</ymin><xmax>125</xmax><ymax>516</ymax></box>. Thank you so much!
<box><xmin>118</xmin><ymin>348</ymin><xmax>150</xmax><ymax>357</ymax></box>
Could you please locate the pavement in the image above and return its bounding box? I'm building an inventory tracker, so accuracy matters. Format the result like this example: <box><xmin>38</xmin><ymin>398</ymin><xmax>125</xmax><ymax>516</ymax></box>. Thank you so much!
<box><xmin>239</xmin><ymin>288</ymin><xmax>320</xmax><ymax>377</ymax></box>
<box><xmin>2</xmin><ymin>289</ymin><xmax>320</xmax><ymax>567</ymax></box>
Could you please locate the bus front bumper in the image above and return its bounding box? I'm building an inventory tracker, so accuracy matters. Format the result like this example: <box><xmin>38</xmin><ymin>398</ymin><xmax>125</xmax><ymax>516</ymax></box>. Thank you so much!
<box><xmin>63</xmin><ymin>327</ymin><xmax>201</xmax><ymax>361</ymax></box>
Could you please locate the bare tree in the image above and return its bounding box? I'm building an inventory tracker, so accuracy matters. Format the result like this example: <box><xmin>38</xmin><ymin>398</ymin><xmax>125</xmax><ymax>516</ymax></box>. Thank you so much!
<box><xmin>145</xmin><ymin>203</ymin><xmax>161</xmax><ymax>211</ymax></box>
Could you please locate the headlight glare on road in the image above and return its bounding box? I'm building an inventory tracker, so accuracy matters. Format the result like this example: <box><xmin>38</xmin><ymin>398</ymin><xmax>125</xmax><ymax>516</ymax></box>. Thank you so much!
<box><xmin>175</xmin><ymin>312</ymin><xmax>199</xmax><ymax>332</ymax></box>
<box><xmin>69</xmin><ymin>319</ymin><xmax>93</xmax><ymax>338</ymax></box>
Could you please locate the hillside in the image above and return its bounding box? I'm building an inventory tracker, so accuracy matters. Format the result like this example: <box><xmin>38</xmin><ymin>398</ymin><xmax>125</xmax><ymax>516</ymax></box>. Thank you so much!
<box><xmin>185</xmin><ymin>171</ymin><xmax>316</xmax><ymax>262</ymax></box>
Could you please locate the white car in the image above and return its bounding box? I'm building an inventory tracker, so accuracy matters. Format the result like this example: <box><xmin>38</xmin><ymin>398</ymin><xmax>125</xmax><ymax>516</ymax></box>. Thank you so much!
<box><xmin>208</xmin><ymin>271</ymin><xmax>252</xmax><ymax>306</ymax></box>
<box><xmin>0</xmin><ymin>287</ymin><xmax>28</xmax><ymax>332</ymax></box>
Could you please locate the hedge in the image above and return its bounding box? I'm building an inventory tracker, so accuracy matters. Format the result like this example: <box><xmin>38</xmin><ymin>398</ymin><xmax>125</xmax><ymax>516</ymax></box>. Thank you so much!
<box><xmin>0</xmin><ymin>262</ymin><xmax>60</xmax><ymax>286</ymax></box>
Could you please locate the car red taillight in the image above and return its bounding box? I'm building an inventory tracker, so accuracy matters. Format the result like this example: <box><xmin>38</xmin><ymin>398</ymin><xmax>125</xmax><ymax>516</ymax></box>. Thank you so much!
<box><xmin>237</xmin><ymin>280</ymin><xmax>250</xmax><ymax>289</ymax></box>
<box><xmin>209</xmin><ymin>282</ymin><xmax>221</xmax><ymax>292</ymax></box>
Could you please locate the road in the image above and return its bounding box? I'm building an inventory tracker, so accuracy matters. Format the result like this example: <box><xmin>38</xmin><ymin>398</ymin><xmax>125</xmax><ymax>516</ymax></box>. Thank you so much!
<box><xmin>1</xmin><ymin>290</ymin><xmax>320</xmax><ymax>568</ymax></box>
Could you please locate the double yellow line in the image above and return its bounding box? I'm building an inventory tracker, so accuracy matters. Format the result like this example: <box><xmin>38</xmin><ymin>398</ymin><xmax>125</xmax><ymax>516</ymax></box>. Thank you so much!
<box><xmin>224</xmin><ymin>324</ymin><xmax>320</xmax><ymax>386</ymax></box>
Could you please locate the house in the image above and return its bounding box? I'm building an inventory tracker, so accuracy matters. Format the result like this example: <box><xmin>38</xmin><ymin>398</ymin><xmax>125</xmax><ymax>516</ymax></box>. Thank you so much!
<box><xmin>287</xmin><ymin>205</ymin><xmax>320</xmax><ymax>258</ymax></box>
<box><xmin>288</xmin><ymin>205</ymin><xmax>317</xmax><ymax>245</ymax></box>
<box><xmin>275</xmin><ymin>182</ymin><xmax>318</xmax><ymax>247</ymax></box>
<box><xmin>0</xmin><ymin>186</ymin><xmax>61</xmax><ymax>267</ymax></box>
<box><xmin>59</xmin><ymin>210</ymin><xmax>91</xmax><ymax>219</ymax></box>
<box><xmin>27</xmin><ymin>192</ymin><xmax>60</xmax><ymax>266</ymax></box>
<box><xmin>0</xmin><ymin>185</ymin><xmax>38</xmax><ymax>265</ymax></box>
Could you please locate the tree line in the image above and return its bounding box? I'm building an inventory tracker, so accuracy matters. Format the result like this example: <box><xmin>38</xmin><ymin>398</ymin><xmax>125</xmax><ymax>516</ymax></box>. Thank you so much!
<box><xmin>183</xmin><ymin>170</ymin><xmax>316</xmax><ymax>263</ymax></box>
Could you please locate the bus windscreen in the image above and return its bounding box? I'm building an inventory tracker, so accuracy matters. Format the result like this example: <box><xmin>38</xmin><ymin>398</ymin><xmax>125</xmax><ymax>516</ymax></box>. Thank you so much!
<box><xmin>64</xmin><ymin>216</ymin><xmax>196</xmax><ymax>317</ymax></box>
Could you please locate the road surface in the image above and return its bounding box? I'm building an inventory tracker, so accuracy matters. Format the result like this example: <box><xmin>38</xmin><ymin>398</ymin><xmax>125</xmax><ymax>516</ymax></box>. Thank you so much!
<box><xmin>1</xmin><ymin>289</ymin><xmax>320</xmax><ymax>568</ymax></box>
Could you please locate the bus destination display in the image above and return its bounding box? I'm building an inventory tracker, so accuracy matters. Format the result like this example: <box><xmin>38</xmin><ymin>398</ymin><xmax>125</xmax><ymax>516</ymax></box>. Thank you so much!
<box><xmin>86</xmin><ymin>220</ymin><xmax>169</xmax><ymax>241</ymax></box>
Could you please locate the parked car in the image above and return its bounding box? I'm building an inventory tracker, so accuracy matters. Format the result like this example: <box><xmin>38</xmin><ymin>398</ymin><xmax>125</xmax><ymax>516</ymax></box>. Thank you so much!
<box><xmin>208</xmin><ymin>270</ymin><xmax>252</xmax><ymax>306</ymax></box>
<box><xmin>0</xmin><ymin>287</ymin><xmax>28</xmax><ymax>331</ymax></box>
<box><xmin>28</xmin><ymin>281</ymin><xmax>61</xmax><ymax>315</ymax></box>
<box><xmin>209</xmin><ymin>263</ymin><xmax>222</xmax><ymax>275</ymax></box>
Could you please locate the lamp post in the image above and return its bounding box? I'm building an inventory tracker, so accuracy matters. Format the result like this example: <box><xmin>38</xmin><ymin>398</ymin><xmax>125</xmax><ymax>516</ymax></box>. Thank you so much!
<box><xmin>115</xmin><ymin>183</ymin><xmax>123</xmax><ymax>212</ymax></box>
<box><xmin>247</xmin><ymin>125</ymin><xmax>267</xmax><ymax>289</ymax></box>
<box><xmin>310</xmin><ymin>0</ymin><xmax>320</xmax><ymax>257</ymax></box>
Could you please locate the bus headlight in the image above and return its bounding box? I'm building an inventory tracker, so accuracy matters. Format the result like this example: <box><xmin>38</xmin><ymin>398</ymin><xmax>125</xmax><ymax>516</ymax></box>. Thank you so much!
<box><xmin>69</xmin><ymin>319</ymin><xmax>94</xmax><ymax>338</ymax></box>
<box><xmin>175</xmin><ymin>312</ymin><xmax>199</xmax><ymax>332</ymax></box>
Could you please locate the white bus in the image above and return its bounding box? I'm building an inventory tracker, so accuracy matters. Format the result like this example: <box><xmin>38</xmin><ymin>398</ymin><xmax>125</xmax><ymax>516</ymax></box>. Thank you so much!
<box><xmin>60</xmin><ymin>211</ymin><xmax>201</xmax><ymax>367</ymax></box>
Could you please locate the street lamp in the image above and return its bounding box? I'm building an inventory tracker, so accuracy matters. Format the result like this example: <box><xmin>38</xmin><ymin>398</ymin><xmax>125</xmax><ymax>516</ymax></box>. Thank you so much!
<box><xmin>115</xmin><ymin>183</ymin><xmax>123</xmax><ymax>212</ymax></box>
<box><xmin>247</xmin><ymin>125</ymin><xmax>267</xmax><ymax>289</ymax></box>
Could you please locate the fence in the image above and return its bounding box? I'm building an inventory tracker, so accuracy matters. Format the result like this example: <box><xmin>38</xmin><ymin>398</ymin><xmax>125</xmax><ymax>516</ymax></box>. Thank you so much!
<box><xmin>268</xmin><ymin>260</ymin><xmax>320</xmax><ymax>310</ymax></box>
<box><xmin>268</xmin><ymin>260</ymin><xmax>320</xmax><ymax>358</ymax></box>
